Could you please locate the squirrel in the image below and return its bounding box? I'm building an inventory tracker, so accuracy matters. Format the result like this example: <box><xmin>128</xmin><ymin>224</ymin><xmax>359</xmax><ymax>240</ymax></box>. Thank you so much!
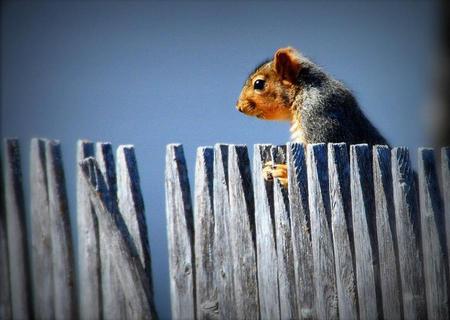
<box><xmin>236</xmin><ymin>47</ymin><xmax>388</xmax><ymax>186</ymax></box>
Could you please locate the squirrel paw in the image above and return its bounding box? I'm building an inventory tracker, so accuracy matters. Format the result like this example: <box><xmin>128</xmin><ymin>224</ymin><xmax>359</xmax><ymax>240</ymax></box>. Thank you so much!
<box><xmin>262</xmin><ymin>161</ymin><xmax>288</xmax><ymax>187</ymax></box>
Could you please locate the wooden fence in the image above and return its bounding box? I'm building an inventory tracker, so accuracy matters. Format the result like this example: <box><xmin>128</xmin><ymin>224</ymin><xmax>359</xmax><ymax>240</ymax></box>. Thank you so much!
<box><xmin>0</xmin><ymin>138</ymin><xmax>157</xmax><ymax>320</ymax></box>
<box><xmin>165</xmin><ymin>142</ymin><xmax>450</xmax><ymax>320</ymax></box>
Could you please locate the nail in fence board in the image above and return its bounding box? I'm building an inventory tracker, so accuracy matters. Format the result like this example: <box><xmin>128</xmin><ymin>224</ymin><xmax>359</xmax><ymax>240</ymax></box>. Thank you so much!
<box><xmin>306</xmin><ymin>143</ymin><xmax>338</xmax><ymax>320</ymax></box>
<box><xmin>0</xmin><ymin>144</ymin><xmax>11</xmax><ymax>320</ymax></box>
<box><xmin>165</xmin><ymin>144</ymin><xmax>196</xmax><ymax>320</ymax></box>
<box><xmin>76</xmin><ymin>140</ymin><xmax>101</xmax><ymax>320</ymax></box>
<box><xmin>443</xmin><ymin>148</ymin><xmax>450</xmax><ymax>288</ymax></box>
<box><xmin>391</xmin><ymin>147</ymin><xmax>426</xmax><ymax>319</ymax></box>
<box><xmin>194</xmin><ymin>147</ymin><xmax>218</xmax><ymax>320</ymax></box>
<box><xmin>328</xmin><ymin>143</ymin><xmax>358</xmax><ymax>320</ymax></box>
<box><xmin>96</xmin><ymin>142</ymin><xmax>128</xmax><ymax>320</ymax></box>
<box><xmin>372</xmin><ymin>145</ymin><xmax>402</xmax><ymax>320</ymax></box>
<box><xmin>271</xmin><ymin>145</ymin><xmax>298</xmax><ymax>320</ymax></box>
<box><xmin>30</xmin><ymin>138</ymin><xmax>54</xmax><ymax>319</ymax></box>
<box><xmin>213</xmin><ymin>144</ymin><xmax>236</xmax><ymax>319</ymax></box>
<box><xmin>253</xmin><ymin>144</ymin><xmax>280</xmax><ymax>320</ymax></box>
<box><xmin>350</xmin><ymin>144</ymin><xmax>381</xmax><ymax>320</ymax></box>
<box><xmin>418</xmin><ymin>148</ymin><xmax>449</xmax><ymax>319</ymax></box>
<box><xmin>228</xmin><ymin>145</ymin><xmax>259</xmax><ymax>319</ymax></box>
<box><xmin>287</xmin><ymin>143</ymin><xmax>315</xmax><ymax>319</ymax></box>
<box><xmin>46</xmin><ymin>140</ymin><xmax>77</xmax><ymax>319</ymax></box>
<box><xmin>3</xmin><ymin>139</ymin><xmax>31</xmax><ymax>320</ymax></box>
<box><xmin>80</xmin><ymin>158</ymin><xmax>153</xmax><ymax>319</ymax></box>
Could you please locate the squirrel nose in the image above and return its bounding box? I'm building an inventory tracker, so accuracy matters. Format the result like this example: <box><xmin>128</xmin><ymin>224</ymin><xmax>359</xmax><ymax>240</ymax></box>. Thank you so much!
<box><xmin>236</xmin><ymin>105</ymin><xmax>244</xmax><ymax>113</ymax></box>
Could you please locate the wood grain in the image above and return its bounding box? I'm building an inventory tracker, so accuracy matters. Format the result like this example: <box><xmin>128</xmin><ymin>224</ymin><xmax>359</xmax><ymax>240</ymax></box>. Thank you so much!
<box><xmin>165</xmin><ymin>144</ymin><xmax>196</xmax><ymax>320</ymax></box>
<box><xmin>391</xmin><ymin>147</ymin><xmax>426</xmax><ymax>319</ymax></box>
<box><xmin>3</xmin><ymin>139</ymin><xmax>31</xmax><ymax>320</ymax></box>
<box><xmin>350</xmin><ymin>144</ymin><xmax>381</xmax><ymax>320</ymax></box>
<box><xmin>418</xmin><ymin>148</ymin><xmax>449</xmax><ymax>319</ymax></box>
<box><xmin>194</xmin><ymin>147</ymin><xmax>218</xmax><ymax>320</ymax></box>
<box><xmin>306</xmin><ymin>143</ymin><xmax>338</xmax><ymax>320</ymax></box>
<box><xmin>372</xmin><ymin>145</ymin><xmax>402</xmax><ymax>320</ymax></box>
<box><xmin>328</xmin><ymin>143</ymin><xmax>358</xmax><ymax>320</ymax></box>
<box><xmin>253</xmin><ymin>144</ymin><xmax>280</xmax><ymax>320</ymax></box>
<box><xmin>287</xmin><ymin>142</ymin><xmax>315</xmax><ymax>319</ymax></box>
<box><xmin>228</xmin><ymin>145</ymin><xmax>259</xmax><ymax>320</ymax></box>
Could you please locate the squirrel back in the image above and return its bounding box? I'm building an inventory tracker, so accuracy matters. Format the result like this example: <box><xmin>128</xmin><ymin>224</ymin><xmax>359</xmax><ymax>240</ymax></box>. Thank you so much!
<box><xmin>236</xmin><ymin>47</ymin><xmax>388</xmax><ymax>146</ymax></box>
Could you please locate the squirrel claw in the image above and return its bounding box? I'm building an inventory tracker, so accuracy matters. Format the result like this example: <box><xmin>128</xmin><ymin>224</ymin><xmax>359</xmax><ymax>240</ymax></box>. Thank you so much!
<box><xmin>262</xmin><ymin>162</ymin><xmax>288</xmax><ymax>187</ymax></box>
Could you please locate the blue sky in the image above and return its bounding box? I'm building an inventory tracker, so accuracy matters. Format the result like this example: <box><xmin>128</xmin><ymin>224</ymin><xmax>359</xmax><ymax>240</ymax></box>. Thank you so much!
<box><xmin>1</xmin><ymin>1</ymin><xmax>439</xmax><ymax>318</ymax></box>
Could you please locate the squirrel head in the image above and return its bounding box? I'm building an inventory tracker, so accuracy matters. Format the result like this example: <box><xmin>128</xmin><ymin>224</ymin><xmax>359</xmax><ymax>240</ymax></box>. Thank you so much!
<box><xmin>236</xmin><ymin>47</ymin><xmax>302</xmax><ymax>121</ymax></box>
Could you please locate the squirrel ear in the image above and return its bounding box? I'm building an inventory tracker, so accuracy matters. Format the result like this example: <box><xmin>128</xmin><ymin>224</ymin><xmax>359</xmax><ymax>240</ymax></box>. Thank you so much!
<box><xmin>274</xmin><ymin>47</ymin><xmax>302</xmax><ymax>82</ymax></box>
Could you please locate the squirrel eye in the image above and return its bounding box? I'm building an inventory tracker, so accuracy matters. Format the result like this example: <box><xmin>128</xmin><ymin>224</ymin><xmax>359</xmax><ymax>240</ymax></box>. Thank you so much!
<box><xmin>253</xmin><ymin>79</ymin><xmax>265</xmax><ymax>90</ymax></box>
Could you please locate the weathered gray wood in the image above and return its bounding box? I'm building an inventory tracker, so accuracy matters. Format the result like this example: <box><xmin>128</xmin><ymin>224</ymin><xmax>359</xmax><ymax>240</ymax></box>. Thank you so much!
<box><xmin>253</xmin><ymin>144</ymin><xmax>280</xmax><ymax>320</ymax></box>
<box><xmin>227</xmin><ymin>145</ymin><xmax>259</xmax><ymax>319</ymax></box>
<box><xmin>287</xmin><ymin>142</ymin><xmax>315</xmax><ymax>319</ymax></box>
<box><xmin>328</xmin><ymin>143</ymin><xmax>358</xmax><ymax>320</ymax></box>
<box><xmin>391</xmin><ymin>147</ymin><xmax>427</xmax><ymax>319</ymax></box>
<box><xmin>45</xmin><ymin>140</ymin><xmax>76</xmax><ymax>319</ymax></box>
<box><xmin>271</xmin><ymin>145</ymin><xmax>298</xmax><ymax>320</ymax></box>
<box><xmin>116</xmin><ymin>145</ymin><xmax>157</xmax><ymax>318</ymax></box>
<box><xmin>0</xmin><ymin>146</ymin><xmax>11</xmax><ymax>320</ymax></box>
<box><xmin>3</xmin><ymin>138</ymin><xmax>31</xmax><ymax>320</ymax></box>
<box><xmin>194</xmin><ymin>147</ymin><xmax>218</xmax><ymax>320</ymax></box>
<box><xmin>76</xmin><ymin>140</ymin><xmax>102</xmax><ymax>320</ymax></box>
<box><xmin>443</xmin><ymin>148</ymin><xmax>450</xmax><ymax>294</ymax></box>
<box><xmin>350</xmin><ymin>144</ymin><xmax>381</xmax><ymax>320</ymax></box>
<box><xmin>80</xmin><ymin>157</ymin><xmax>153</xmax><ymax>319</ymax></box>
<box><xmin>372</xmin><ymin>145</ymin><xmax>402</xmax><ymax>320</ymax></box>
<box><xmin>30</xmin><ymin>138</ymin><xmax>54</xmax><ymax>319</ymax></box>
<box><xmin>418</xmin><ymin>148</ymin><xmax>449</xmax><ymax>319</ymax></box>
<box><xmin>213</xmin><ymin>144</ymin><xmax>236</xmax><ymax>319</ymax></box>
<box><xmin>96</xmin><ymin>142</ymin><xmax>127</xmax><ymax>320</ymax></box>
<box><xmin>306</xmin><ymin>143</ymin><xmax>338</xmax><ymax>320</ymax></box>
<box><xmin>165</xmin><ymin>144</ymin><xmax>196</xmax><ymax>320</ymax></box>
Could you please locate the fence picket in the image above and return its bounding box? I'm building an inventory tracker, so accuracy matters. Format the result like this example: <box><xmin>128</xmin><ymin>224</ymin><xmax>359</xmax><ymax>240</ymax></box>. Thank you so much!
<box><xmin>80</xmin><ymin>157</ymin><xmax>153</xmax><ymax>319</ymax></box>
<box><xmin>45</xmin><ymin>140</ymin><xmax>77</xmax><ymax>319</ymax></box>
<box><xmin>328</xmin><ymin>143</ymin><xmax>358</xmax><ymax>320</ymax></box>
<box><xmin>418</xmin><ymin>148</ymin><xmax>449</xmax><ymax>319</ymax></box>
<box><xmin>30</xmin><ymin>138</ymin><xmax>54</xmax><ymax>319</ymax></box>
<box><xmin>228</xmin><ymin>145</ymin><xmax>259</xmax><ymax>320</ymax></box>
<box><xmin>350</xmin><ymin>144</ymin><xmax>381</xmax><ymax>320</ymax></box>
<box><xmin>391</xmin><ymin>147</ymin><xmax>427</xmax><ymax>319</ymax></box>
<box><xmin>213</xmin><ymin>144</ymin><xmax>236</xmax><ymax>319</ymax></box>
<box><xmin>372</xmin><ymin>145</ymin><xmax>402</xmax><ymax>320</ymax></box>
<box><xmin>194</xmin><ymin>147</ymin><xmax>218</xmax><ymax>320</ymax></box>
<box><xmin>0</xmin><ymin>144</ymin><xmax>11</xmax><ymax>320</ymax></box>
<box><xmin>271</xmin><ymin>145</ymin><xmax>298</xmax><ymax>320</ymax></box>
<box><xmin>165</xmin><ymin>144</ymin><xmax>196</xmax><ymax>320</ymax></box>
<box><xmin>287</xmin><ymin>143</ymin><xmax>315</xmax><ymax>319</ymax></box>
<box><xmin>306</xmin><ymin>143</ymin><xmax>338</xmax><ymax>320</ymax></box>
<box><xmin>3</xmin><ymin>139</ymin><xmax>32</xmax><ymax>320</ymax></box>
<box><xmin>76</xmin><ymin>140</ymin><xmax>102</xmax><ymax>320</ymax></box>
<box><xmin>443</xmin><ymin>148</ymin><xmax>450</xmax><ymax>293</ymax></box>
<box><xmin>253</xmin><ymin>144</ymin><xmax>280</xmax><ymax>320</ymax></box>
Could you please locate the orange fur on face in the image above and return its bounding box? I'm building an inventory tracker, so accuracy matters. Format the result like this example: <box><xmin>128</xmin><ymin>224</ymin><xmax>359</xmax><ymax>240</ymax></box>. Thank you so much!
<box><xmin>236</xmin><ymin>61</ymin><xmax>298</xmax><ymax>121</ymax></box>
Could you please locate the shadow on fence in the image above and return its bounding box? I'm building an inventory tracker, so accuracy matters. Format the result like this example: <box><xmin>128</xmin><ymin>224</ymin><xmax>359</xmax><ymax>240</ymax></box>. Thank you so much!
<box><xmin>0</xmin><ymin>138</ymin><xmax>157</xmax><ymax>320</ymax></box>
<box><xmin>165</xmin><ymin>142</ymin><xmax>450</xmax><ymax>320</ymax></box>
